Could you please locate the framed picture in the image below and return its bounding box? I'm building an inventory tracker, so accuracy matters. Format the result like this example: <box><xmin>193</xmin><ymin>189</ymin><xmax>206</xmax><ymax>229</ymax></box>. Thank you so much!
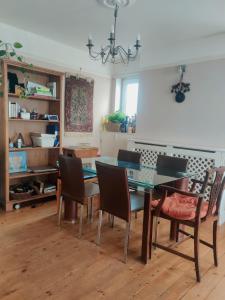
<box><xmin>9</xmin><ymin>151</ymin><xmax>27</xmax><ymax>173</ymax></box>
<box><xmin>47</xmin><ymin>115</ymin><xmax>59</xmax><ymax>121</ymax></box>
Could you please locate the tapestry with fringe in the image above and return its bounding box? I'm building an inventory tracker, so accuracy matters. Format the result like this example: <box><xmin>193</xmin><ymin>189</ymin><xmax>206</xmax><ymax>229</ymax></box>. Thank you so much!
<box><xmin>65</xmin><ymin>76</ymin><xmax>94</xmax><ymax>132</ymax></box>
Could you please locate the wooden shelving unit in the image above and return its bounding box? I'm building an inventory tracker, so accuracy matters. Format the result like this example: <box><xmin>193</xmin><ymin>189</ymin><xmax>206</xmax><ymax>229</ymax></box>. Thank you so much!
<box><xmin>9</xmin><ymin>147</ymin><xmax>60</xmax><ymax>152</ymax></box>
<box><xmin>0</xmin><ymin>59</ymin><xmax>64</xmax><ymax>211</ymax></box>
<box><xmin>10</xmin><ymin>191</ymin><xmax>56</xmax><ymax>205</ymax></box>
<box><xmin>8</xmin><ymin>93</ymin><xmax>60</xmax><ymax>102</ymax></box>
<box><xmin>9</xmin><ymin>170</ymin><xmax>59</xmax><ymax>180</ymax></box>
<box><xmin>9</xmin><ymin>118</ymin><xmax>59</xmax><ymax>123</ymax></box>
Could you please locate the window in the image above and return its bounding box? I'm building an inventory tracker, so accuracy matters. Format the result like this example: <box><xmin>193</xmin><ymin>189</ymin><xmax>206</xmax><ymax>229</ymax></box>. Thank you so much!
<box><xmin>114</xmin><ymin>77</ymin><xmax>139</xmax><ymax>117</ymax></box>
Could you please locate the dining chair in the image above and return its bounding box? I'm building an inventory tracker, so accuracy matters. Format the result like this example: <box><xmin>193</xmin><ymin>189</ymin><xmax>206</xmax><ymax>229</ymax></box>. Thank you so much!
<box><xmin>57</xmin><ymin>149</ymin><xmax>97</xmax><ymax>216</ymax></box>
<box><xmin>152</xmin><ymin>166</ymin><xmax>225</xmax><ymax>282</ymax></box>
<box><xmin>56</xmin><ymin>149</ymin><xmax>77</xmax><ymax>213</ymax></box>
<box><xmin>58</xmin><ymin>155</ymin><xmax>99</xmax><ymax>237</ymax></box>
<box><xmin>153</xmin><ymin>155</ymin><xmax>189</xmax><ymax>240</ymax></box>
<box><xmin>117</xmin><ymin>149</ymin><xmax>141</xmax><ymax>164</ymax></box>
<box><xmin>117</xmin><ymin>149</ymin><xmax>142</xmax><ymax>220</ymax></box>
<box><xmin>95</xmin><ymin>161</ymin><xmax>144</xmax><ymax>263</ymax></box>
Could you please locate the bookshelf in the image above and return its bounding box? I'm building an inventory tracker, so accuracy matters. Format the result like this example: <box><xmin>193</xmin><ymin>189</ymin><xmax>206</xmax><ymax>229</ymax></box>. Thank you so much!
<box><xmin>0</xmin><ymin>59</ymin><xmax>64</xmax><ymax>211</ymax></box>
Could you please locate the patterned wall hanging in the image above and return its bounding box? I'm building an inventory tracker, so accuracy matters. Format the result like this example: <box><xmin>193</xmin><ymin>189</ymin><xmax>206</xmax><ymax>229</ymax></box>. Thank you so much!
<box><xmin>65</xmin><ymin>75</ymin><xmax>94</xmax><ymax>132</ymax></box>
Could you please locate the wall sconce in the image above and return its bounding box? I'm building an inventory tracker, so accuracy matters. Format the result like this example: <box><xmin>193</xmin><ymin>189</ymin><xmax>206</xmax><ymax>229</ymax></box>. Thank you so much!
<box><xmin>171</xmin><ymin>65</ymin><xmax>190</xmax><ymax>103</ymax></box>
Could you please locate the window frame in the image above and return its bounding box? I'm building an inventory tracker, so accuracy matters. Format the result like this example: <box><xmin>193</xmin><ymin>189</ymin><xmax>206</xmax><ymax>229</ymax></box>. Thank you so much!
<box><xmin>120</xmin><ymin>77</ymin><xmax>139</xmax><ymax>116</ymax></box>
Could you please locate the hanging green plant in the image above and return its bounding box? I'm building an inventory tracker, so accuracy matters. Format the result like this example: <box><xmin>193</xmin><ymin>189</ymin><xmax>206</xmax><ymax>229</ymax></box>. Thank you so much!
<box><xmin>0</xmin><ymin>40</ymin><xmax>23</xmax><ymax>61</ymax></box>
<box><xmin>0</xmin><ymin>40</ymin><xmax>32</xmax><ymax>99</ymax></box>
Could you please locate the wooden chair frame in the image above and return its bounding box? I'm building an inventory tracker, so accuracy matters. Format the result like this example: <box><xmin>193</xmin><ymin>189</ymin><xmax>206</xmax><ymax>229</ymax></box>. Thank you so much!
<box><xmin>151</xmin><ymin>167</ymin><xmax>225</xmax><ymax>282</ymax></box>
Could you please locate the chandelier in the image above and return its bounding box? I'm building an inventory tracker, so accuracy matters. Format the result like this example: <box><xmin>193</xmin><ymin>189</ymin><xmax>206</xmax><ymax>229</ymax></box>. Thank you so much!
<box><xmin>86</xmin><ymin>2</ymin><xmax>141</xmax><ymax>64</ymax></box>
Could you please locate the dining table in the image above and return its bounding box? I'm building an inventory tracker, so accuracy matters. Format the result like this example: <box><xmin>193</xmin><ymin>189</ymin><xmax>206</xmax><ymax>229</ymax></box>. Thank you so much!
<box><xmin>81</xmin><ymin>156</ymin><xmax>195</xmax><ymax>264</ymax></box>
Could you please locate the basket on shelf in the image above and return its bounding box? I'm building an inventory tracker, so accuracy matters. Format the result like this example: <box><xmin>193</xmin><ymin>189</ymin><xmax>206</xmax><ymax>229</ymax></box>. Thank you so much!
<box><xmin>10</xmin><ymin>191</ymin><xmax>33</xmax><ymax>200</ymax></box>
<box><xmin>105</xmin><ymin>121</ymin><xmax>121</xmax><ymax>132</ymax></box>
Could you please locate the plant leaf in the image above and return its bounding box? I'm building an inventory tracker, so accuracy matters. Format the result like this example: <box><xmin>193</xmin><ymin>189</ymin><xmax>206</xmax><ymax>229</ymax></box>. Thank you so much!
<box><xmin>10</xmin><ymin>51</ymin><xmax>16</xmax><ymax>57</ymax></box>
<box><xmin>0</xmin><ymin>91</ymin><xmax>3</xmax><ymax>97</ymax></box>
<box><xmin>18</xmin><ymin>67</ymin><xmax>26</xmax><ymax>73</ymax></box>
<box><xmin>13</xmin><ymin>42</ymin><xmax>23</xmax><ymax>49</ymax></box>
<box><xmin>0</xmin><ymin>50</ymin><xmax>6</xmax><ymax>56</ymax></box>
<box><xmin>17</xmin><ymin>56</ymin><xmax>23</xmax><ymax>62</ymax></box>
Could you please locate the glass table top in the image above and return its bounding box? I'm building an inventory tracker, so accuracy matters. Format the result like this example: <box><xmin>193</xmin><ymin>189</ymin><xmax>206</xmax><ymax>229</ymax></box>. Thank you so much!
<box><xmin>82</xmin><ymin>156</ymin><xmax>196</xmax><ymax>190</ymax></box>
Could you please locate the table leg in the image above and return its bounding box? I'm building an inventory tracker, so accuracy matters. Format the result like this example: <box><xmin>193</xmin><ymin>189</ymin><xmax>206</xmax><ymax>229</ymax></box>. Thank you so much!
<box><xmin>141</xmin><ymin>189</ymin><xmax>152</xmax><ymax>264</ymax></box>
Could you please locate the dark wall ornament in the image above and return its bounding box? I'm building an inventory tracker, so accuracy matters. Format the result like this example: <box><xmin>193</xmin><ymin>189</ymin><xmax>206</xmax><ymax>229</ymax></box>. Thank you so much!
<box><xmin>171</xmin><ymin>65</ymin><xmax>190</xmax><ymax>103</ymax></box>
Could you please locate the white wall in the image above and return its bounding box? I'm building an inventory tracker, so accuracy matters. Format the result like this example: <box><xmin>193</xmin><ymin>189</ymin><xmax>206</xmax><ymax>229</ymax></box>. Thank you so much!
<box><xmin>0</xmin><ymin>22</ymin><xmax>112</xmax><ymax>148</ymax></box>
<box><xmin>136</xmin><ymin>59</ymin><xmax>225</xmax><ymax>149</ymax></box>
<box><xmin>113</xmin><ymin>34</ymin><xmax>225</xmax><ymax>77</ymax></box>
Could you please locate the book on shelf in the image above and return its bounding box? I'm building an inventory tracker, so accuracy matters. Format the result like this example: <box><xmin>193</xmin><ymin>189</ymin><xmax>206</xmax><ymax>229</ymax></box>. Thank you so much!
<box><xmin>27</xmin><ymin>166</ymin><xmax>58</xmax><ymax>173</ymax></box>
<box><xmin>47</xmin><ymin>82</ymin><xmax>57</xmax><ymax>98</ymax></box>
<box><xmin>9</xmin><ymin>102</ymin><xmax>20</xmax><ymax>118</ymax></box>
<box><xmin>33</xmin><ymin>180</ymin><xmax>44</xmax><ymax>194</ymax></box>
<box><xmin>43</xmin><ymin>183</ymin><xmax>56</xmax><ymax>194</ymax></box>
<box><xmin>26</xmin><ymin>81</ymin><xmax>53</xmax><ymax>97</ymax></box>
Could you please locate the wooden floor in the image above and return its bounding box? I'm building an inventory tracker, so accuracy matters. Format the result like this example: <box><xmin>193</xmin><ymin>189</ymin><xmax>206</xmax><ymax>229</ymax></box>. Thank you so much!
<box><xmin>1</xmin><ymin>202</ymin><xmax>225</xmax><ymax>300</ymax></box>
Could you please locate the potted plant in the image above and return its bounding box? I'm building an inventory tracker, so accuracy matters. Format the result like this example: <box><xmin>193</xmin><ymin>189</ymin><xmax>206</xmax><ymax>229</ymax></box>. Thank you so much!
<box><xmin>105</xmin><ymin>111</ymin><xmax>126</xmax><ymax>132</ymax></box>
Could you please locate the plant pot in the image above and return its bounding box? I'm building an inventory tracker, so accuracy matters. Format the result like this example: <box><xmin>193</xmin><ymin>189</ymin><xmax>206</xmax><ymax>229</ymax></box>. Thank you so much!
<box><xmin>105</xmin><ymin>121</ymin><xmax>121</xmax><ymax>132</ymax></box>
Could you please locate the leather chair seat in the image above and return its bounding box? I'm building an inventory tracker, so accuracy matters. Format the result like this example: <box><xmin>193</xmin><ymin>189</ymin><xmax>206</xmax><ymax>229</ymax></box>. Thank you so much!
<box><xmin>84</xmin><ymin>182</ymin><xmax>99</xmax><ymax>198</ymax></box>
<box><xmin>130</xmin><ymin>192</ymin><xmax>144</xmax><ymax>212</ymax></box>
<box><xmin>62</xmin><ymin>182</ymin><xmax>99</xmax><ymax>204</ymax></box>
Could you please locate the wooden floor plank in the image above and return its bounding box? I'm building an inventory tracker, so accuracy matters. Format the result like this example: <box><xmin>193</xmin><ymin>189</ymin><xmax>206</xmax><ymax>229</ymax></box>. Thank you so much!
<box><xmin>0</xmin><ymin>202</ymin><xmax>225</xmax><ymax>300</ymax></box>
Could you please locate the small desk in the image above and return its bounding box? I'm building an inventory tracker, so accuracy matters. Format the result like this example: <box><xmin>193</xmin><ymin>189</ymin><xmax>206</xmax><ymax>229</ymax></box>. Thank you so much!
<box><xmin>63</xmin><ymin>146</ymin><xmax>98</xmax><ymax>158</ymax></box>
<box><xmin>82</xmin><ymin>156</ymin><xmax>195</xmax><ymax>264</ymax></box>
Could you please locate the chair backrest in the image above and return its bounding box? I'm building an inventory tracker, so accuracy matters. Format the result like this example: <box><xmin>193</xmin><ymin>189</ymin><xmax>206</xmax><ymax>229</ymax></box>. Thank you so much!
<box><xmin>156</xmin><ymin>155</ymin><xmax>189</xmax><ymax>191</ymax></box>
<box><xmin>156</xmin><ymin>155</ymin><xmax>188</xmax><ymax>173</ymax></box>
<box><xmin>206</xmin><ymin>167</ymin><xmax>225</xmax><ymax>217</ymax></box>
<box><xmin>96</xmin><ymin>161</ymin><xmax>131</xmax><ymax>222</ymax></box>
<box><xmin>63</xmin><ymin>148</ymin><xmax>77</xmax><ymax>158</ymax></box>
<box><xmin>117</xmin><ymin>149</ymin><xmax>141</xmax><ymax>164</ymax></box>
<box><xmin>59</xmin><ymin>155</ymin><xmax>85</xmax><ymax>203</ymax></box>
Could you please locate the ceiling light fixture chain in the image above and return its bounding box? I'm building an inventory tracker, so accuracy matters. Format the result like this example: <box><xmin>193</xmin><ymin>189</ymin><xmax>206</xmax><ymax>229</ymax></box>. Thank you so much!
<box><xmin>86</xmin><ymin>2</ymin><xmax>141</xmax><ymax>64</ymax></box>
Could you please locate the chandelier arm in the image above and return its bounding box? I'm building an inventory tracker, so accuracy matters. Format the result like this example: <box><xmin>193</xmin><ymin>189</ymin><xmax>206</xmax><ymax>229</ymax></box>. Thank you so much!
<box><xmin>117</xmin><ymin>45</ymin><xmax>129</xmax><ymax>57</ymax></box>
<box><xmin>102</xmin><ymin>48</ymin><xmax>111</xmax><ymax>64</ymax></box>
<box><xmin>128</xmin><ymin>47</ymin><xmax>139</xmax><ymax>60</ymax></box>
<box><xmin>88</xmin><ymin>48</ymin><xmax>102</xmax><ymax>59</ymax></box>
<box><xmin>127</xmin><ymin>50</ymin><xmax>137</xmax><ymax>60</ymax></box>
<box><xmin>102</xmin><ymin>45</ymin><xmax>111</xmax><ymax>53</ymax></box>
<box><xmin>119</xmin><ymin>44</ymin><xmax>139</xmax><ymax>60</ymax></box>
<box><xmin>117</xmin><ymin>47</ymin><xmax>127</xmax><ymax>64</ymax></box>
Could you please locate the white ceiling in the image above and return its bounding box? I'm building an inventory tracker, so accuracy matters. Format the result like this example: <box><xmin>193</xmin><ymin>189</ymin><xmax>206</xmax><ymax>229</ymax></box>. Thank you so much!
<box><xmin>0</xmin><ymin>0</ymin><xmax>225</xmax><ymax>70</ymax></box>
<box><xmin>1</xmin><ymin>0</ymin><xmax>225</xmax><ymax>48</ymax></box>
